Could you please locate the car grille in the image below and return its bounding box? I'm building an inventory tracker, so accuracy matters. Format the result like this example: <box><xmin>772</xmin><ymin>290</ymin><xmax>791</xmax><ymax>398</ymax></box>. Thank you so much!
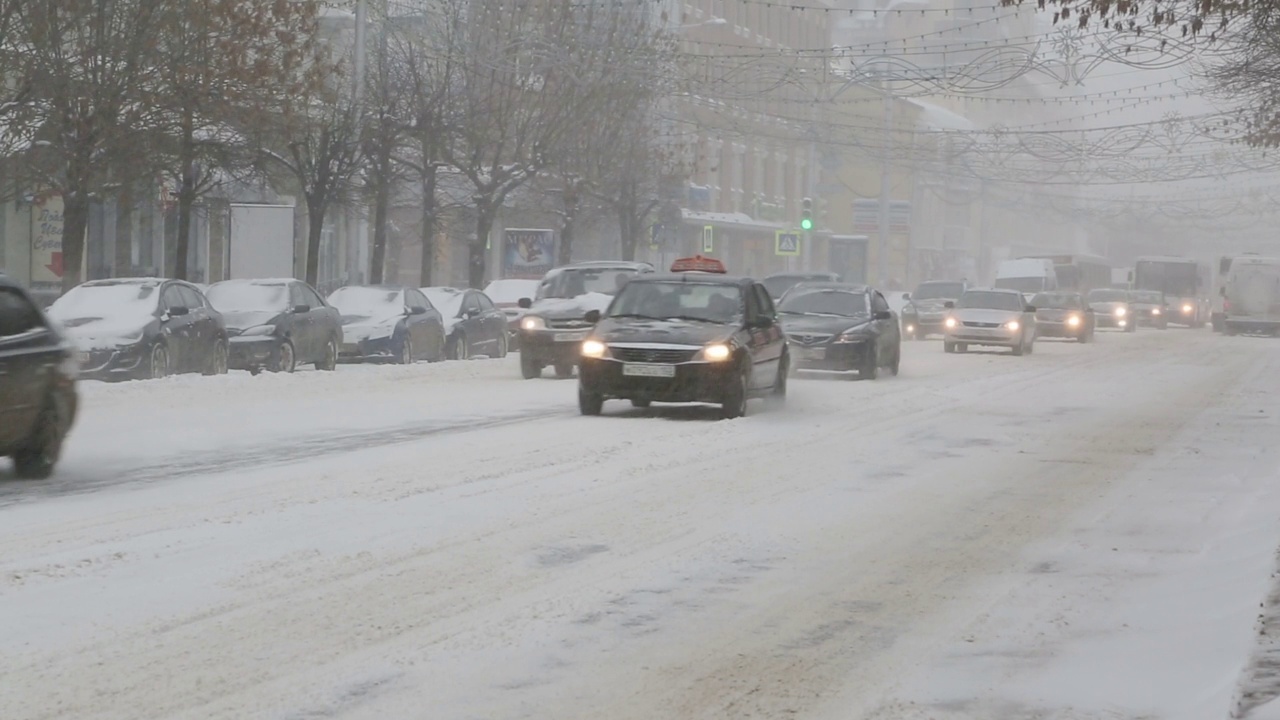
<box><xmin>547</xmin><ymin>318</ymin><xmax>593</xmax><ymax>330</ymax></box>
<box><xmin>611</xmin><ymin>347</ymin><xmax>697</xmax><ymax>364</ymax></box>
<box><xmin>962</xmin><ymin>321</ymin><xmax>1002</xmax><ymax>328</ymax></box>
<box><xmin>787</xmin><ymin>333</ymin><xmax>832</xmax><ymax>346</ymax></box>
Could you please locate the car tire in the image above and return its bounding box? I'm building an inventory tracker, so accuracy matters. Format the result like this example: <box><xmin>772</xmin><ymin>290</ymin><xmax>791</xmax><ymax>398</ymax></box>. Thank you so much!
<box><xmin>398</xmin><ymin>336</ymin><xmax>414</xmax><ymax>365</ymax></box>
<box><xmin>203</xmin><ymin>340</ymin><xmax>229</xmax><ymax>375</ymax></box>
<box><xmin>630</xmin><ymin>398</ymin><xmax>651</xmax><ymax>408</ymax></box>
<box><xmin>1026</xmin><ymin>338</ymin><xmax>1035</xmax><ymax>354</ymax></box>
<box><xmin>521</xmin><ymin>354</ymin><xmax>541</xmax><ymax>379</ymax></box>
<box><xmin>579</xmin><ymin>386</ymin><xmax>604</xmax><ymax>416</ymax></box>
<box><xmin>720</xmin><ymin>365</ymin><xmax>749</xmax><ymax>420</ymax></box>
<box><xmin>148</xmin><ymin>343</ymin><xmax>170</xmax><ymax>380</ymax></box>
<box><xmin>496</xmin><ymin>332</ymin><xmax>509</xmax><ymax>359</ymax></box>
<box><xmin>1012</xmin><ymin>336</ymin><xmax>1025</xmax><ymax>356</ymax></box>
<box><xmin>449</xmin><ymin>334</ymin><xmax>469</xmax><ymax>360</ymax></box>
<box><xmin>766</xmin><ymin>354</ymin><xmax>788</xmax><ymax>407</ymax></box>
<box><xmin>956</xmin><ymin>343</ymin><xmax>968</xmax><ymax>353</ymax></box>
<box><xmin>316</xmin><ymin>338</ymin><xmax>338</xmax><ymax>371</ymax></box>
<box><xmin>13</xmin><ymin>397</ymin><xmax>66</xmax><ymax>479</ymax></box>
<box><xmin>888</xmin><ymin>346</ymin><xmax>900</xmax><ymax>376</ymax></box>
<box><xmin>944</xmin><ymin>341</ymin><xmax>956</xmax><ymax>354</ymax></box>
<box><xmin>554</xmin><ymin>362</ymin><xmax>575</xmax><ymax>378</ymax></box>
<box><xmin>271</xmin><ymin>340</ymin><xmax>297</xmax><ymax>373</ymax></box>
<box><xmin>861</xmin><ymin>343</ymin><xmax>879</xmax><ymax>380</ymax></box>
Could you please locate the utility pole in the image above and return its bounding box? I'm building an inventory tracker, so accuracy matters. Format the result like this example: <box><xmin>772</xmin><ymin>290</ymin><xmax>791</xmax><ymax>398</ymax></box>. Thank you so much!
<box><xmin>877</xmin><ymin>70</ymin><xmax>893</xmax><ymax>287</ymax></box>
<box><xmin>354</xmin><ymin>0</ymin><xmax>367</xmax><ymax>106</ymax></box>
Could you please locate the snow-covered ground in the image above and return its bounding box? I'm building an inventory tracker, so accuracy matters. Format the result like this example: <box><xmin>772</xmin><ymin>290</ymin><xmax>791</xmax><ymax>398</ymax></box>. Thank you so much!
<box><xmin>1</xmin><ymin>329</ymin><xmax>1279</xmax><ymax>720</ymax></box>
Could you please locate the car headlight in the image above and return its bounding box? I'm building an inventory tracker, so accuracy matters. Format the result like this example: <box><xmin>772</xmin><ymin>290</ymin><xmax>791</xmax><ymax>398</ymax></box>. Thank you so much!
<box><xmin>905</xmin><ymin>324</ymin><xmax>915</xmax><ymax>333</ymax></box>
<box><xmin>241</xmin><ymin>325</ymin><xmax>276</xmax><ymax>337</ymax></box>
<box><xmin>835</xmin><ymin>323</ymin><xmax>872</xmax><ymax>343</ymax></box>
<box><xmin>1181</xmin><ymin>303</ymin><xmax>1193</xmax><ymax>314</ymax></box>
<box><xmin>521</xmin><ymin>316</ymin><xmax>546</xmax><ymax>331</ymax></box>
<box><xmin>944</xmin><ymin>317</ymin><xmax>958</xmax><ymax>329</ymax></box>
<box><xmin>1152</xmin><ymin>308</ymin><xmax>1161</xmax><ymax>316</ymax></box>
<box><xmin>1006</xmin><ymin>320</ymin><xmax>1020</xmax><ymax>331</ymax></box>
<box><xmin>702</xmin><ymin>343</ymin><xmax>732</xmax><ymax>361</ymax></box>
<box><xmin>1066</xmin><ymin>315</ymin><xmax>1081</xmax><ymax>327</ymax></box>
<box><xmin>581</xmin><ymin>339</ymin><xmax>607</xmax><ymax>358</ymax></box>
<box><xmin>1115</xmin><ymin>307</ymin><xmax>1127</xmax><ymax>317</ymax></box>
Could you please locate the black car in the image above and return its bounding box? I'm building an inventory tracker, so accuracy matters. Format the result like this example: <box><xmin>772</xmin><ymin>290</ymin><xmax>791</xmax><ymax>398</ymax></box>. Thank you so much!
<box><xmin>47</xmin><ymin>278</ymin><xmax>229</xmax><ymax>380</ymax></box>
<box><xmin>761</xmin><ymin>272</ymin><xmax>842</xmax><ymax>304</ymax></box>
<box><xmin>900</xmin><ymin>279</ymin><xmax>967</xmax><ymax>340</ymax></box>
<box><xmin>1031</xmin><ymin>291</ymin><xmax>1095</xmax><ymax>342</ymax></box>
<box><xmin>206</xmin><ymin>278</ymin><xmax>343</xmax><ymax>373</ymax></box>
<box><xmin>1127</xmin><ymin>290</ymin><xmax>1169</xmax><ymax>330</ymax></box>
<box><xmin>779</xmin><ymin>283</ymin><xmax>901</xmax><ymax>379</ymax></box>
<box><xmin>422</xmin><ymin>287</ymin><xmax>511</xmax><ymax>360</ymax></box>
<box><xmin>517</xmin><ymin>261</ymin><xmax>655</xmax><ymax>379</ymax></box>
<box><xmin>0</xmin><ymin>276</ymin><xmax>78</xmax><ymax>478</ymax></box>
<box><xmin>328</xmin><ymin>285</ymin><xmax>446</xmax><ymax>363</ymax></box>
<box><xmin>577</xmin><ymin>262</ymin><xmax>788</xmax><ymax>419</ymax></box>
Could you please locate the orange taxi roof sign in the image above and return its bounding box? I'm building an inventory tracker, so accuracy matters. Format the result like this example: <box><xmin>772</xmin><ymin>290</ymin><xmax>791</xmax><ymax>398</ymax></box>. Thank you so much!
<box><xmin>670</xmin><ymin>255</ymin><xmax>726</xmax><ymax>274</ymax></box>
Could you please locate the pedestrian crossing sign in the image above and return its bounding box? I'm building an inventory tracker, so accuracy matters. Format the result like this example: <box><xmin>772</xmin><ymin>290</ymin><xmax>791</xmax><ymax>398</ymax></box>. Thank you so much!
<box><xmin>776</xmin><ymin>231</ymin><xmax>801</xmax><ymax>256</ymax></box>
<box><xmin>702</xmin><ymin>225</ymin><xmax>714</xmax><ymax>253</ymax></box>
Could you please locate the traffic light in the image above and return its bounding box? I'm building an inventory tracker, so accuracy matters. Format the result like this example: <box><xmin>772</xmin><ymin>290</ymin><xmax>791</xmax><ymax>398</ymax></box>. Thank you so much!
<box><xmin>800</xmin><ymin>197</ymin><xmax>813</xmax><ymax>231</ymax></box>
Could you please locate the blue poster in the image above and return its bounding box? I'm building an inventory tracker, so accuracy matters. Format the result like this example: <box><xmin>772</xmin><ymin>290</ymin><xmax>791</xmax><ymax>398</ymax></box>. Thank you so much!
<box><xmin>503</xmin><ymin>228</ymin><xmax>555</xmax><ymax>279</ymax></box>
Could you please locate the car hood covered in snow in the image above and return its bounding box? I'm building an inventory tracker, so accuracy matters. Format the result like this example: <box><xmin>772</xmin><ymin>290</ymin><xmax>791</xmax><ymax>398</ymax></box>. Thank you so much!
<box><xmin>593</xmin><ymin>317</ymin><xmax>733</xmax><ymax>346</ymax></box>
<box><xmin>528</xmin><ymin>292</ymin><xmax>614</xmax><ymax>320</ymax></box>
<box><xmin>52</xmin><ymin>315</ymin><xmax>153</xmax><ymax>351</ymax></box>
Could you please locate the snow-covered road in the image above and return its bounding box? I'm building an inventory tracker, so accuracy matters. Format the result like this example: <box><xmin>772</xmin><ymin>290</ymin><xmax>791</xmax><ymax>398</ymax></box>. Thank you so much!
<box><xmin>2</xmin><ymin>330</ymin><xmax>1279</xmax><ymax>720</ymax></box>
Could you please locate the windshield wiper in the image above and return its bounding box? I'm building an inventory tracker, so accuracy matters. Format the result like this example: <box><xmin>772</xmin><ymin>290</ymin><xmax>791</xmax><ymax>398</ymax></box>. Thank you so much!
<box><xmin>669</xmin><ymin>314</ymin><xmax>727</xmax><ymax>324</ymax></box>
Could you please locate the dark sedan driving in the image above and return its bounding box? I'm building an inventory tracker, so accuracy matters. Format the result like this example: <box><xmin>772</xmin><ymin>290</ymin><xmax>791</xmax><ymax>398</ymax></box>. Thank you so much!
<box><xmin>779</xmin><ymin>283</ymin><xmax>900</xmax><ymax>379</ymax></box>
<box><xmin>1030</xmin><ymin>291</ymin><xmax>1095</xmax><ymax>342</ymax></box>
<box><xmin>206</xmin><ymin>279</ymin><xmax>343</xmax><ymax>373</ymax></box>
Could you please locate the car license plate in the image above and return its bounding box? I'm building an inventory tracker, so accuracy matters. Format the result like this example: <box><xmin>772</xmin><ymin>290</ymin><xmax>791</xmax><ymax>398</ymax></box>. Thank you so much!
<box><xmin>78</xmin><ymin>351</ymin><xmax>90</xmax><ymax>365</ymax></box>
<box><xmin>554</xmin><ymin>332</ymin><xmax>587</xmax><ymax>342</ymax></box>
<box><xmin>622</xmin><ymin>363</ymin><xmax>676</xmax><ymax>378</ymax></box>
<box><xmin>798</xmin><ymin>348</ymin><xmax>825</xmax><ymax>361</ymax></box>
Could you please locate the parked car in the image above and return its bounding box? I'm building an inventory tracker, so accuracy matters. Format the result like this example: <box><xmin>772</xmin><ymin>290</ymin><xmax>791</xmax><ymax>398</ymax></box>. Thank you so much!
<box><xmin>206</xmin><ymin>278</ymin><xmax>343</xmax><ymax>373</ymax></box>
<box><xmin>483</xmin><ymin>278</ymin><xmax>540</xmax><ymax>349</ymax></box>
<box><xmin>1030</xmin><ymin>291</ymin><xmax>1096</xmax><ymax>342</ymax></box>
<box><xmin>47</xmin><ymin>278</ymin><xmax>228</xmax><ymax>380</ymax></box>
<box><xmin>328</xmin><ymin>285</ymin><xmax>446</xmax><ymax>363</ymax></box>
<box><xmin>761</xmin><ymin>272</ymin><xmax>842</xmax><ymax>303</ymax></box>
<box><xmin>942</xmin><ymin>288</ymin><xmax>1037</xmax><ymax>355</ymax></box>
<box><xmin>779</xmin><ymin>282</ymin><xmax>901</xmax><ymax>379</ymax></box>
<box><xmin>0</xmin><ymin>276</ymin><xmax>78</xmax><ymax>478</ymax></box>
<box><xmin>421</xmin><ymin>287</ymin><xmax>510</xmax><ymax>359</ymax></box>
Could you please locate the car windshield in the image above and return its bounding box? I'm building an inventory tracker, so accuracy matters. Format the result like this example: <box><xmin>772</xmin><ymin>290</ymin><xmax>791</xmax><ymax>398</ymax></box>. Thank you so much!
<box><xmin>1030</xmin><ymin>293</ymin><xmax>1079</xmax><ymax>310</ymax></box>
<box><xmin>483</xmin><ymin>279</ymin><xmax>539</xmax><ymax>305</ymax></box>
<box><xmin>957</xmin><ymin>291</ymin><xmax>1023</xmax><ymax>311</ymax></box>
<box><xmin>422</xmin><ymin>288</ymin><xmax>463</xmax><ymax>317</ymax></box>
<box><xmin>1089</xmin><ymin>289</ymin><xmax>1129</xmax><ymax>303</ymax></box>
<box><xmin>1129</xmin><ymin>291</ymin><xmax>1163</xmax><ymax>303</ymax></box>
<box><xmin>607</xmin><ymin>281</ymin><xmax>743</xmax><ymax>323</ymax></box>
<box><xmin>48</xmin><ymin>283</ymin><xmax>159</xmax><ymax>321</ymax></box>
<box><xmin>779</xmin><ymin>290</ymin><xmax>867</xmax><ymax>317</ymax></box>
<box><xmin>206</xmin><ymin>282</ymin><xmax>289</xmax><ymax>313</ymax></box>
<box><xmin>914</xmin><ymin>282</ymin><xmax>965</xmax><ymax>300</ymax></box>
<box><xmin>993</xmin><ymin>277</ymin><xmax>1046</xmax><ymax>293</ymax></box>
<box><xmin>763</xmin><ymin>275</ymin><xmax>828</xmax><ymax>299</ymax></box>
<box><xmin>327</xmin><ymin>287</ymin><xmax>403</xmax><ymax>318</ymax></box>
<box><xmin>539</xmin><ymin>268</ymin><xmax>636</xmax><ymax>299</ymax></box>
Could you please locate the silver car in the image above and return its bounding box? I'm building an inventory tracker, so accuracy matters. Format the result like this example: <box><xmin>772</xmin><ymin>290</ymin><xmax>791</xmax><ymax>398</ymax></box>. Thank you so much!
<box><xmin>942</xmin><ymin>288</ymin><xmax>1037</xmax><ymax>356</ymax></box>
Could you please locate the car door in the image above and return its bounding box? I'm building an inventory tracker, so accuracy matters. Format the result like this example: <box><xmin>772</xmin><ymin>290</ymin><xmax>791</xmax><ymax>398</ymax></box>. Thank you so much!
<box><xmin>871</xmin><ymin>290</ymin><xmax>899</xmax><ymax>364</ymax></box>
<box><xmin>745</xmin><ymin>284</ymin><xmax>783</xmax><ymax>389</ymax></box>
<box><xmin>160</xmin><ymin>283</ymin><xmax>197</xmax><ymax>372</ymax></box>
<box><xmin>180</xmin><ymin>284</ymin><xmax>217</xmax><ymax>359</ymax></box>
<box><xmin>297</xmin><ymin>283</ymin><xmax>333</xmax><ymax>359</ymax></box>
<box><xmin>475</xmin><ymin>292</ymin><xmax>505</xmax><ymax>351</ymax></box>
<box><xmin>287</xmin><ymin>283</ymin><xmax>317</xmax><ymax>361</ymax></box>
<box><xmin>458</xmin><ymin>291</ymin><xmax>485</xmax><ymax>353</ymax></box>
<box><xmin>404</xmin><ymin>289</ymin><xmax>433</xmax><ymax>359</ymax></box>
<box><xmin>0</xmin><ymin>287</ymin><xmax>55</xmax><ymax>450</ymax></box>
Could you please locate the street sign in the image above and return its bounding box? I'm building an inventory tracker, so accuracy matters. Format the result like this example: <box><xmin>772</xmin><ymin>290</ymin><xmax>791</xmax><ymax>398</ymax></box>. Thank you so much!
<box><xmin>702</xmin><ymin>225</ymin><xmax>714</xmax><ymax>253</ymax></box>
<box><xmin>776</xmin><ymin>231</ymin><xmax>801</xmax><ymax>257</ymax></box>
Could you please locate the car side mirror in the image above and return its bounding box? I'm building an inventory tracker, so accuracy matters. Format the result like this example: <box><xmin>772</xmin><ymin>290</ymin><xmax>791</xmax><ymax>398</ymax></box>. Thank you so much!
<box><xmin>943</xmin><ymin>301</ymin><xmax>955</xmax><ymax>309</ymax></box>
<box><xmin>901</xmin><ymin>292</ymin><xmax>911</xmax><ymax>301</ymax></box>
<box><xmin>584</xmin><ymin>309</ymin><xmax>601</xmax><ymax>324</ymax></box>
<box><xmin>167</xmin><ymin>306</ymin><xmax>189</xmax><ymax>316</ymax></box>
<box><xmin>293</xmin><ymin>304</ymin><xmax>310</xmax><ymax>314</ymax></box>
<box><xmin>1024</xmin><ymin>305</ymin><xmax>1037</xmax><ymax>313</ymax></box>
<box><xmin>873</xmin><ymin>310</ymin><xmax>892</xmax><ymax>321</ymax></box>
<box><xmin>517</xmin><ymin>298</ymin><xmax>532</xmax><ymax>309</ymax></box>
<box><xmin>752</xmin><ymin>315</ymin><xmax>775</xmax><ymax>329</ymax></box>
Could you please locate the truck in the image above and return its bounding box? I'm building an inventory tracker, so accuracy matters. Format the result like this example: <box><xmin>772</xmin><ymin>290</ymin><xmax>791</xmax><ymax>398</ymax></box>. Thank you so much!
<box><xmin>994</xmin><ymin>258</ymin><xmax>1057</xmax><ymax>300</ymax></box>
<box><xmin>1221</xmin><ymin>255</ymin><xmax>1280</xmax><ymax>336</ymax></box>
<box><xmin>1131</xmin><ymin>256</ymin><xmax>1210</xmax><ymax>328</ymax></box>
<box><xmin>1021</xmin><ymin>254</ymin><xmax>1111</xmax><ymax>295</ymax></box>
<box><xmin>225</xmin><ymin>203</ymin><xmax>296</xmax><ymax>281</ymax></box>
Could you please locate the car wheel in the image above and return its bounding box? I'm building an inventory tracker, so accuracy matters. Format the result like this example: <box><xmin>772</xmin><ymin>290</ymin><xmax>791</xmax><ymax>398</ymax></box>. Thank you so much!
<box><xmin>450</xmin><ymin>334</ymin><xmax>469</xmax><ymax>360</ymax></box>
<box><xmin>579</xmin><ymin>386</ymin><xmax>604</xmax><ymax>416</ymax></box>
<box><xmin>630</xmin><ymin>398</ymin><xmax>651</xmax><ymax>408</ymax></box>
<box><xmin>12</xmin><ymin>397</ymin><xmax>66</xmax><ymax>480</ymax></box>
<box><xmin>272</xmin><ymin>341</ymin><xmax>297</xmax><ymax>373</ymax></box>
<box><xmin>204</xmin><ymin>340</ymin><xmax>229</xmax><ymax>375</ymax></box>
<box><xmin>766</xmin><ymin>353</ymin><xmax>788</xmax><ymax>407</ymax></box>
<box><xmin>861</xmin><ymin>342</ymin><xmax>879</xmax><ymax>380</ymax></box>
<box><xmin>554</xmin><ymin>362</ymin><xmax>575</xmax><ymax>378</ymax></box>
<box><xmin>148</xmin><ymin>343</ymin><xmax>170</xmax><ymax>379</ymax></box>
<box><xmin>1077</xmin><ymin>331</ymin><xmax>1089</xmax><ymax>343</ymax></box>
<box><xmin>1026</xmin><ymin>338</ymin><xmax>1035</xmax><ymax>354</ymax></box>
<box><xmin>888</xmin><ymin>345</ymin><xmax>900</xmax><ymax>376</ymax></box>
<box><xmin>521</xmin><ymin>354</ymin><xmax>541</xmax><ymax>379</ymax></box>
<box><xmin>720</xmin><ymin>364</ymin><xmax>749</xmax><ymax>420</ymax></box>
<box><xmin>316</xmin><ymin>338</ymin><xmax>338</xmax><ymax>371</ymax></box>
<box><xmin>956</xmin><ymin>343</ymin><xmax>968</xmax><ymax>353</ymax></box>
<box><xmin>496</xmin><ymin>332</ymin><xmax>509</xmax><ymax>358</ymax></box>
<box><xmin>944</xmin><ymin>341</ymin><xmax>956</xmax><ymax>354</ymax></box>
<box><xmin>398</xmin><ymin>336</ymin><xmax>414</xmax><ymax>364</ymax></box>
<box><xmin>1012</xmin><ymin>335</ymin><xmax>1025</xmax><ymax>356</ymax></box>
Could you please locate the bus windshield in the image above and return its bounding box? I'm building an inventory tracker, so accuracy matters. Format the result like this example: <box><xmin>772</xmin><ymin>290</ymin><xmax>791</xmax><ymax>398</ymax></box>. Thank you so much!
<box><xmin>1135</xmin><ymin>261</ymin><xmax>1199</xmax><ymax>297</ymax></box>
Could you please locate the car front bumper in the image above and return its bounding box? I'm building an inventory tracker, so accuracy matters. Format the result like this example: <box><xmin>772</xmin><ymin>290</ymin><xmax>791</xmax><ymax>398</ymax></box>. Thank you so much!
<box><xmin>339</xmin><ymin>334</ymin><xmax>398</xmax><ymax>361</ymax></box>
<box><xmin>76</xmin><ymin>344</ymin><xmax>149</xmax><ymax>381</ymax></box>
<box><xmin>228</xmin><ymin>336</ymin><xmax>282</xmax><ymax>368</ymax></box>
<box><xmin>1095</xmin><ymin>314</ymin><xmax>1130</xmax><ymax>329</ymax></box>
<box><xmin>944</xmin><ymin>326</ymin><xmax>1021</xmax><ymax>347</ymax></box>
<box><xmin>1035</xmin><ymin>320</ymin><xmax>1087</xmax><ymax>338</ymax></box>
<box><xmin>579</xmin><ymin>357</ymin><xmax>737</xmax><ymax>403</ymax></box>
<box><xmin>520</xmin><ymin>329</ymin><xmax>589</xmax><ymax>366</ymax></box>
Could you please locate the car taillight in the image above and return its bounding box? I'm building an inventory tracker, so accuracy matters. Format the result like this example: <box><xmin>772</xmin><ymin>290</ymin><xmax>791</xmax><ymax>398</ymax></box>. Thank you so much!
<box><xmin>1223</xmin><ymin>300</ymin><xmax>1230</xmax><ymax>312</ymax></box>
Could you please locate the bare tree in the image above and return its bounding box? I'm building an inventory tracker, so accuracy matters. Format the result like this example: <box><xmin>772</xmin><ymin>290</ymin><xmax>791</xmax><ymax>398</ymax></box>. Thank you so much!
<box><xmin>1208</xmin><ymin>0</ymin><xmax>1280</xmax><ymax>146</ymax></box>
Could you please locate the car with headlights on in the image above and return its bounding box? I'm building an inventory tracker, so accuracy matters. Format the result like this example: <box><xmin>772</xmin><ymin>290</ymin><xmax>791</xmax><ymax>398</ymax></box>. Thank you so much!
<box><xmin>0</xmin><ymin>276</ymin><xmax>78</xmax><ymax>478</ymax></box>
<box><xmin>517</xmin><ymin>261</ymin><xmax>654</xmax><ymax>379</ymax></box>
<box><xmin>1087</xmin><ymin>288</ymin><xmax>1136</xmax><ymax>332</ymax></box>
<box><xmin>328</xmin><ymin>285</ymin><xmax>446</xmax><ymax>364</ymax></box>
<box><xmin>577</xmin><ymin>256</ymin><xmax>787</xmax><ymax>419</ymax></box>
<box><xmin>899</xmin><ymin>279</ymin><xmax>967</xmax><ymax>340</ymax></box>
<box><xmin>483</xmin><ymin>278</ymin><xmax>540</xmax><ymax>349</ymax></box>
<box><xmin>422</xmin><ymin>287</ymin><xmax>510</xmax><ymax>359</ymax></box>
<box><xmin>206</xmin><ymin>278</ymin><xmax>342</xmax><ymax>373</ymax></box>
<box><xmin>48</xmin><ymin>278</ymin><xmax>228</xmax><ymax>380</ymax></box>
<box><xmin>779</xmin><ymin>283</ymin><xmax>900</xmax><ymax>379</ymax></box>
<box><xmin>942</xmin><ymin>288</ymin><xmax>1037</xmax><ymax>355</ymax></box>
<box><xmin>1126</xmin><ymin>290</ymin><xmax>1169</xmax><ymax>330</ymax></box>
<box><xmin>1029</xmin><ymin>291</ymin><xmax>1095</xmax><ymax>342</ymax></box>
<box><xmin>761</xmin><ymin>272</ymin><xmax>842</xmax><ymax>304</ymax></box>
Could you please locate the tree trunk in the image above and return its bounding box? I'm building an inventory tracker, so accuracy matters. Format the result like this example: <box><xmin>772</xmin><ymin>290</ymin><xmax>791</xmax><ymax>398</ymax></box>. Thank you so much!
<box><xmin>558</xmin><ymin>181</ymin><xmax>578</xmax><ymax>266</ymax></box>
<box><xmin>618</xmin><ymin>205</ymin><xmax>635</xmax><ymax>261</ymax></box>
<box><xmin>173</xmin><ymin>181</ymin><xmax>195</xmax><ymax>281</ymax></box>
<box><xmin>419</xmin><ymin>167</ymin><xmax>438</xmax><ymax>286</ymax></box>
<box><xmin>114</xmin><ymin>184</ymin><xmax>134</xmax><ymax>275</ymax></box>
<box><xmin>369</xmin><ymin>176</ymin><xmax>390</xmax><ymax>284</ymax></box>
<box><xmin>470</xmin><ymin>205</ymin><xmax>495</xmax><ymax>290</ymax></box>
<box><xmin>60</xmin><ymin>192</ymin><xmax>90</xmax><ymax>294</ymax></box>
<box><xmin>305</xmin><ymin>198</ymin><xmax>325</xmax><ymax>287</ymax></box>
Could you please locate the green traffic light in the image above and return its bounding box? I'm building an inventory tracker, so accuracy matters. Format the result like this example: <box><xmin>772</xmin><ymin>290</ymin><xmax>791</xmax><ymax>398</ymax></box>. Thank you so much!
<box><xmin>800</xmin><ymin>217</ymin><xmax>813</xmax><ymax>230</ymax></box>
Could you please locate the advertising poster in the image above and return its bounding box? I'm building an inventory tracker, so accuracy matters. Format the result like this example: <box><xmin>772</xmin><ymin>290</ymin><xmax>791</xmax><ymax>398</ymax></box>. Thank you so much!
<box><xmin>503</xmin><ymin>228</ymin><xmax>555</xmax><ymax>279</ymax></box>
<box><xmin>29</xmin><ymin>194</ymin><xmax>65</xmax><ymax>287</ymax></box>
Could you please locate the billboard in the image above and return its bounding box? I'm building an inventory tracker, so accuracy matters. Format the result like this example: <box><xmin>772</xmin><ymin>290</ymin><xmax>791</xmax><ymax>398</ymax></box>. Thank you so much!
<box><xmin>29</xmin><ymin>194</ymin><xmax>65</xmax><ymax>288</ymax></box>
<box><xmin>228</xmin><ymin>204</ymin><xmax>295</xmax><ymax>280</ymax></box>
<box><xmin>503</xmin><ymin>228</ymin><xmax>555</xmax><ymax>279</ymax></box>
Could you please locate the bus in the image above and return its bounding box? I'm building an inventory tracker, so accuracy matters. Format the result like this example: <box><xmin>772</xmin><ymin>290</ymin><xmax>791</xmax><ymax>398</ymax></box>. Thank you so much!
<box><xmin>1022</xmin><ymin>254</ymin><xmax>1112</xmax><ymax>295</ymax></box>
<box><xmin>1132</xmin><ymin>256</ymin><xmax>1211</xmax><ymax>328</ymax></box>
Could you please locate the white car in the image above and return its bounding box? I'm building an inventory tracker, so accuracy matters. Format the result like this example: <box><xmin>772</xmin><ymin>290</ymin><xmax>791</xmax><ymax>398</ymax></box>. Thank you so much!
<box><xmin>942</xmin><ymin>288</ymin><xmax>1038</xmax><ymax>356</ymax></box>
